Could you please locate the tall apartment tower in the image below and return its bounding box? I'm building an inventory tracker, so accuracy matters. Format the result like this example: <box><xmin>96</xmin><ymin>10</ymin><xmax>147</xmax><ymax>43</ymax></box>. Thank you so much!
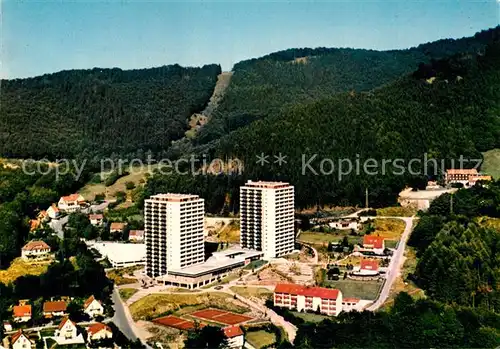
<box><xmin>240</xmin><ymin>181</ymin><xmax>295</xmax><ymax>259</ymax></box>
<box><xmin>145</xmin><ymin>193</ymin><xmax>205</xmax><ymax>278</ymax></box>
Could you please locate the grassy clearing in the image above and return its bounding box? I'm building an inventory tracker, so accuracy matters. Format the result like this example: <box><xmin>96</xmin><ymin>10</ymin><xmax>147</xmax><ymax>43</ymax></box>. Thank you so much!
<box><xmin>376</xmin><ymin>206</ymin><xmax>417</xmax><ymax>217</ymax></box>
<box><xmin>216</xmin><ymin>221</ymin><xmax>240</xmax><ymax>243</ymax></box>
<box><xmin>476</xmin><ymin>216</ymin><xmax>500</xmax><ymax>230</ymax></box>
<box><xmin>129</xmin><ymin>292</ymin><xmax>249</xmax><ymax>321</ymax></box>
<box><xmin>385</xmin><ymin>240</ymin><xmax>398</xmax><ymax>249</ymax></box>
<box><xmin>325</xmin><ymin>279</ymin><xmax>383</xmax><ymax>300</ymax></box>
<box><xmin>299</xmin><ymin>232</ymin><xmax>360</xmax><ymax>246</ymax></box>
<box><xmin>119</xmin><ymin>288</ymin><xmax>139</xmax><ymax>301</ymax></box>
<box><xmin>245</xmin><ymin>330</ymin><xmax>276</xmax><ymax>349</ymax></box>
<box><xmin>482</xmin><ymin>148</ymin><xmax>500</xmax><ymax>179</ymax></box>
<box><xmin>0</xmin><ymin>258</ymin><xmax>50</xmax><ymax>284</ymax></box>
<box><xmin>373</xmin><ymin>218</ymin><xmax>406</xmax><ymax>240</ymax></box>
<box><xmin>230</xmin><ymin>286</ymin><xmax>273</xmax><ymax>301</ymax></box>
<box><xmin>106</xmin><ymin>267</ymin><xmax>139</xmax><ymax>286</ymax></box>
<box><xmin>292</xmin><ymin>311</ymin><xmax>330</xmax><ymax>323</ymax></box>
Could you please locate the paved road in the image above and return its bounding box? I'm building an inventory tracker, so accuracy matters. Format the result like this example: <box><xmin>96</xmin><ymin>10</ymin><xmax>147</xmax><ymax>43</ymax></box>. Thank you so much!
<box><xmin>366</xmin><ymin>216</ymin><xmax>416</xmax><ymax>311</ymax></box>
<box><xmin>111</xmin><ymin>287</ymin><xmax>139</xmax><ymax>341</ymax></box>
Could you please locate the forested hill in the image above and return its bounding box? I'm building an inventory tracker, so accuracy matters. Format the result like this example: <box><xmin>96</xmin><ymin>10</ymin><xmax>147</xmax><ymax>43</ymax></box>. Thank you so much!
<box><xmin>195</xmin><ymin>27</ymin><xmax>499</xmax><ymax>145</ymax></box>
<box><xmin>0</xmin><ymin>64</ymin><xmax>221</xmax><ymax>159</ymax></box>
<box><xmin>215</xmin><ymin>40</ymin><xmax>500</xmax><ymax>208</ymax></box>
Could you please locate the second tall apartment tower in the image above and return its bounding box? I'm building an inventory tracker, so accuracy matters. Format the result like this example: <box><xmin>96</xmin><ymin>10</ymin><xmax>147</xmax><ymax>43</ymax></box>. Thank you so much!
<box><xmin>145</xmin><ymin>193</ymin><xmax>205</xmax><ymax>278</ymax></box>
<box><xmin>240</xmin><ymin>181</ymin><xmax>295</xmax><ymax>259</ymax></box>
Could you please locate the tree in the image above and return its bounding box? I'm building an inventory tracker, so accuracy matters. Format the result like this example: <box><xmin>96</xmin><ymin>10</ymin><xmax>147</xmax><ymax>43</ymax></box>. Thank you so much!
<box><xmin>125</xmin><ymin>182</ymin><xmax>136</xmax><ymax>190</ymax></box>
<box><xmin>184</xmin><ymin>325</ymin><xmax>228</xmax><ymax>349</ymax></box>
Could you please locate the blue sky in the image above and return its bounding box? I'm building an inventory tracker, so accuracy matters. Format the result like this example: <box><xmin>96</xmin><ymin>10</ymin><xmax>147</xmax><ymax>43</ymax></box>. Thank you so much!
<box><xmin>2</xmin><ymin>1</ymin><xmax>499</xmax><ymax>79</ymax></box>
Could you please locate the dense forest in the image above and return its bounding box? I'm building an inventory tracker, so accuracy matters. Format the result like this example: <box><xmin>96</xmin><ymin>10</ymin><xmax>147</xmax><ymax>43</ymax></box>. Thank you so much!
<box><xmin>0</xmin><ymin>64</ymin><xmax>221</xmax><ymax>158</ymax></box>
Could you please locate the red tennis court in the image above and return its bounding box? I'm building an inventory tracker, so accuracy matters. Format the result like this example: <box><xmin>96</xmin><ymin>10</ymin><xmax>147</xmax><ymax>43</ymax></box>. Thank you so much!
<box><xmin>190</xmin><ymin>308</ymin><xmax>253</xmax><ymax>325</ymax></box>
<box><xmin>153</xmin><ymin>315</ymin><xmax>198</xmax><ymax>330</ymax></box>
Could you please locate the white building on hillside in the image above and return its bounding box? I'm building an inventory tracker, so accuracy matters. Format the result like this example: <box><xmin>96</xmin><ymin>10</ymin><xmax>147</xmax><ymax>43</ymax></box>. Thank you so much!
<box><xmin>223</xmin><ymin>326</ymin><xmax>244</xmax><ymax>349</ymax></box>
<box><xmin>83</xmin><ymin>295</ymin><xmax>104</xmax><ymax>318</ymax></box>
<box><xmin>58</xmin><ymin>194</ymin><xmax>85</xmax><ymax>212</ymax></box>
<box><xmin>240</xmin><ymin>181</ymin><xmax>295</xmax><ymax>258</ymax></box>
<box><xmin>145</xmin><ymin>193</ymin><xmax>205</xmax><ymax>278</ymax></box>
<box><xmin>21</xmin><ymin>241</ymin><xmax>51</xmax><ymax>260</ymax></box>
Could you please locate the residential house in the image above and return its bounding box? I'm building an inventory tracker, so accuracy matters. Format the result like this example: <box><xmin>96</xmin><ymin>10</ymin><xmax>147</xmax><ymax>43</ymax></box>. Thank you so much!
<box><xmin>21</xmin><ymin>241</ymin><xmax>51</xmax><ymax>260</ymax></box>
<box><xmin>29</xmin><ymin>219</ymin><xmax>41</xmax><ymax>232</ymax></box>
<box><xmin>128</xmin><ymin>230</ymin><xmax>144</xmax><ymax>242</ymax></box>
<box><xmin>43</xmin><ymin>301</ymin><xmax>67</xmax><ymax>318</ymax></box>
<box><xmin>37</xmin><ymin>210</ymin><xmax>49</xmax><ymax>222</ymax></box>
<box><xmin>223</xmin><ymin>326</ymin><xmax>244</xmax><ymax>349</ymax></box>
<box><xmin>273</xmin><ymin>283</ymin><xmax>343</xmax><ymax>316</ymax></box>
<box><xmin>3</xmin><ymin>323</ymin><xmax>12</xmax><ymax>332</ymax></box>
<box><xmin>10</xmin><ymin>330</ymin><xmax>35</xmax><ymax>349</ymax></box>
<box><xmin>58</xmin><ymin>194</ymin><xmax>86</xmax><ymax>213</ymax></box>
<box><xmin>47</xmin><ymin>204</ymin><xmax>60</xmax><ymax>219</ymax></box>
<box><xmin>341</xmin><ymin>298</ymin><xmax>361</xmax><ymax>312</ymax></box>
<box><xmin>54</xmin><ymin>317</ymin><xmax>84</xmax><ymax>345</ymax></box>
<box><xmin>83</xmin><ymin>295</ymin><xmax>104</xmax><ymax>318</ymax></box>
<box><xmin>353</xmin><ymin>259</ymin><xmax>380</xmax><ymax>276</ymax></box>
<box><xmin>110</xmin><ymin>222</ymin><xmax>126</xmax><ymax>234</ymax></box>
<box><xmin>89</xmin><ymin>214</ymin><xmax>104</xmax><ymax>227</ymax></box>
<box><xmin>12</xmin><ymin>305</ymin><xmax>31</xmax><ymax>322</ymax></box>
<box><xmin>86</xmin><ymin>323</ymin><xmax>113</xmax><ymax>342</ymax></box>
<box><xmin>362</xmin><ymin>235</ymin><xmax>385</xmax><ymax>255</ymax></box>
<box><xmin>469</xmin><ymin>175</ymin><xmax>493</xmax><ymax>186</ymax></box>
<box><xmin>426</xmin><ymin>181</ymin><xmax>441</xmax><ymax>190</ymax></box>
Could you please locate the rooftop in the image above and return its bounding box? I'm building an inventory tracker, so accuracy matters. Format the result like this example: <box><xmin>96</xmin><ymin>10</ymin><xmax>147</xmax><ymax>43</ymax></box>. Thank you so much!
<box><xmin>446</xmin><ymin>168</ymin><xmax>479</xmax><ymax>175</ymax></box>
<box><xmin>223</xmin><ymin>326</ymin><xmax>244</xmax><ymax>338</ymax></box>
<box><xmin>13</xmin><ymin>305</ymin><xmax>31</xmax><ymax>317</ymax></box>
<box><xmin>83</xmin><ymin>295</ymin><xmax>100</xmax><ymax>309</ymax></box>
<box><xmin>244</xmin><ymin>180</ymin><xmax>292</xmax><ymax>189</ymax></box>
<box><xmin>274</xmin><ymin>283</ymin><xmax>341</xmax><ymax>299</ymax></box>
<box><xmin>22</xmin><ymin>240</ymin><xmax>50</xmax><ymax>251</ymax></box>
<box><xmin>44</xmin><ymin>301</ymin><xmax>67</xmax><ymax>313</ymax></box>
<box><xmin>360</xmin><ymin>259</ymin><xmax>379</xmax><ymax>271</ymax></box>
<box><xmin>61</xmin><ymin>193</ymin><xmax>84</xmax><ymax>202</ymax></box>
<box><xmin>147</xmin><ymin>193</ymin><xmax>201</xmax><ymax>202</ymax></box>
<box><xmin>90</xmin><ymin>242</ymin><xmax>146</xmax><ymax>264</ymax></box>
<box><xmin>87</xmin><ymin>322</ymin><xmax>111</xmax><ymax>335</ymax></box>
<box><xmin>363</xmin><ymin>235</ymin><xmax>385</xmax><ymax>249</ymax></box>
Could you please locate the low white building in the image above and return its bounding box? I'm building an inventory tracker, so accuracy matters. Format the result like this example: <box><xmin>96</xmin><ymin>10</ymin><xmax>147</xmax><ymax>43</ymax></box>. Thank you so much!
<box><xmin>89</xmin><ymin>214</ymin><xmax>104</xmax><ymax>226</ymax></box>
<box><xmin>83</xmin><ymin>295</ymin><xmax>104</xmax><ymax>318</ymax></box>
<box><xmin>54</xmin><ymin>317</ymin><xmax>84</xmax><ymax>345</ymax></box>
<box><xmin>361</xmin><ymin>235</ymin><xmax>385</xmax><ymax>255</ymax></box>
<box><xmin>47</xmin><ymin>204</ymin><xmax>60</xmax><ymax>219</ymax></box>
<box><xmin>90</xmin><ymin>242</ymin><xmax>145</xmax><ymax>268</ymax></box>
<box><xmin>21</xmin><ymin>241</ymin><xmax>51</xmax><ymax>260</ymax></box>
<box><xmin>128</xmin><ymin>230</ymin><xmax>144</xmax><ymax>242</ymax></box>
<box><xmin>223</xmin><ymin>326</ymin><xmax>244</xmax><ymax>349</ymax></box>
<box><xmin>329</xmin><ymin>220</ymin><xmax>359</xmax><ymax>231</ymax></box>
<box><xmin>43</xmin><ymin>301</ymin><xmax>67</xmax><ymax>318</ymax></box>
<box><xmin>58</xmin><ymin>194</ymin><xmax>86</xmax><ymax>213</ymax></box>
<box><xmin>12</xmin><ymin>305</ymin><xmax>31</xmax><ymax>323</ymax></box>
<box><xmin>274</xmin><ymin>283</ymin><xmax>343</xmax><ymax>316</ymax></box>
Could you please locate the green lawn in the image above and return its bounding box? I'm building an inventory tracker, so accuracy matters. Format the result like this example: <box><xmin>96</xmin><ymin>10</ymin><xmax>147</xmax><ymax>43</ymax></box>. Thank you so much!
<box><xmin>299</xmin><ymin>232</ymin><xmax>361</xmax><ymax>245</ymax></box>
<box><xmin>245</xmin><ymin>330</ymin><xmax>276</xmax><ymax>348</ymax></box>
<box><xmin>244</xmin><ymin>260</ymin><xmax>268</xmax><ymax>270</ymax></box>
<box><xmin>119</xmin><ymin>288</ymin><xmax>139</xmax><ymax>301</ymax></box>
<box><xmin>385</xmin><ymin>240</ymin><xmax>398</xmax><ymax>249</ymax></box>
<box><xmin>324</xmin><ymin>279</ymin><xmax>383</xmax><ymax>300</ymax></box>
<box><xmin>292</xmin><ymin>311</ymin><xmax>331</xmax><ymax>323</ymax></box>
<box><xmin>482</xmin><ymin>148</ymin><xmax>500</xmax><ymax>179</ymax></box>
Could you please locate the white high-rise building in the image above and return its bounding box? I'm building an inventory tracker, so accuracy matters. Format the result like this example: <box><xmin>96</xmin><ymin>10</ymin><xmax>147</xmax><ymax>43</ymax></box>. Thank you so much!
<box><xmin>240</xmin><ymin>181</ymin><xmax>295</xmax><ymax>259</ymax></box>
<box><xmin>145</xmin><ymin>193</ymin><xmax>205</xmax><ymax>278</ymax></box>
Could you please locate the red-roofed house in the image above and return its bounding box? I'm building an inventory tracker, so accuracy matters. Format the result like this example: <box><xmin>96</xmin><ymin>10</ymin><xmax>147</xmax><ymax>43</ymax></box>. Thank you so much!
<box><xmin>54</xmin><ymin>317</ymin><xmax>84</xmax><ymax>344</ymax></box>
<box><xmin>274</xmin><ymin>283</ymin><xmax>343</xmax><ymax>316</ymax></box>
<box><xmin>353</xmin><ymin>259</ymin><xmax>380</xmax><ymax>277</ymax></box>
<box><xmin>12</xmin><ymin>305</ymin><xmax>31</xmax><ymax>322</ymax></box>
<box><xmin>223</xmin><ymin>326</ymin><xmax>244</xmax><ymax>348</ymax></box>
<box><xmin>445</xmin><ymin>168</ymin><xmax>478</xmax><ymax>185</ymax></box>
<box><xmin>47</xmin><ymin>204</ymin><xmax>60</xmax><ymax>219</ymax></box>
<box><xmin>342</xmin><ymin>297</ymin><xmax>361</xmax><ymax>312</ymax></box>
<box><xmin>83</xmin><ymin>296</ymin><xmax>104</xmax><ymax>318</ymax></box>
<box><xmin>110</xmin><ymin>222</ymin><xmax>127</xmax><ymax>234</ymax></box>
<box><xmin>43</xmin><ymin>301</ymin><xmax>67</xmax><ymax>318</ymax></box>
<box><xmin>21</xmin><ymin>241</ymin><xmax>51</xmax><ymax>260</ymax></box>
<box><xmin>58</xmin><ymin>194</ymin><xmax>86</xmax><ymax>212</ymax></box>
<box><xmin>10</xmin><ymin>330</ymin><xmax>35</xmax><ymax>349</ymax></box>
<box><xmin>469</xmin><ymin>175</ymin><xmax>493</xmax><ymax>186</ymax></box>
<box><xmin>128</xmin><ymin>230</ymin><xmax>144</xmax><ymax>242</ymax></box>
<box><xmin>86</xmin><ymin>323</ymin><xmax>113</xmax><ymax>342</ymax></box>
<box><xmin>362</xmin><ymin>235</ymin><xmax>385</xmax><ymax>254</ymax></box>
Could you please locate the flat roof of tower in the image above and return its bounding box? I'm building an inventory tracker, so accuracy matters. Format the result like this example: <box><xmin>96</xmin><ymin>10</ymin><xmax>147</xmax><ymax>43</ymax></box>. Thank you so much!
<box><xmin>244</xmin><ymin>180</ymin><xmax>292</xmax><ymax>189</ymax></box>
<box><xmin>147</xmin><ymin>193</ymin><xmax>201</xmax><ymax>202</ymax></box>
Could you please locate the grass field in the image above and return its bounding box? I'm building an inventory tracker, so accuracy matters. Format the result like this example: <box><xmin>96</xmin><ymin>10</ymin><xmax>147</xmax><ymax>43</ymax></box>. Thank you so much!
<box><xmin>119</xmin><ymin>288</ymin><xmax>139</xmax><ymax>301</ymax></box>
<box><xmin>376</xmin><ymin>206</ymin><xmax>417</xmax><ymax>217</ymax></box>
<box><xmin>325</xmin><ymin>279</ymin><xmax>383</xmax><ymax>300</ymax></box>
<box><xmin>106</xmin><ymin>267</ymin><xmax>139</xmax><ymax>285</ymax></box>
<box><xmin>230</xmin><ymin>286</ymin><xmax>273</xmax><ymax>301</ymax></box>
<box><xmin>292</xmin><ymin>311</ymin><xmax>330</xmax><ymax>323</ymax></box>
<box><xmin>129</xmin><ymin>292</ymin><xmax>249</xmax><ymax>321</ymax></box>
<box><xmin>298</xmin><ymin>232</ymin><xmax>361</xmax><ymax>245</ymax></box>
<box><xmin>0</xmin><ymin>258</ymin><xmax>50</xmax><ymax>284</ymax></box>
<box><xmin>245</xmin><ymin>330</ymin><xmax>276</xmax><ymax>348</ymax></box>
<box><xmin>482</xmin><ymin>148</ymin><xmax>500</xmax><ymax>179</ymax></box>
<box><xmin>216</xmin><ymin>221</ymin><xmax>240</xmax><ymax>243</ymax></box>
<box><xmin>373</xmin><ymin>218</ymin><xmax>406</xmax><ymax>240</ymax></box>
<box><xmin>476</xmin><ymin>216</ymin><xmax>500</xmax><ymax>230</ymax></box>
<box><xmin>79</xmin><ymin>164</ymin><xmax>158</xmax><ymax>201</ymax></box>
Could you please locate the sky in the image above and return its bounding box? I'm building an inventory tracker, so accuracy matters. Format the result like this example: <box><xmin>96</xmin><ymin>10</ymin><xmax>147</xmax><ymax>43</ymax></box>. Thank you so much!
<box><xmin>1</xmin><ymin>0</ymin><xmax>499</xmax><ymax>79</ymax></box>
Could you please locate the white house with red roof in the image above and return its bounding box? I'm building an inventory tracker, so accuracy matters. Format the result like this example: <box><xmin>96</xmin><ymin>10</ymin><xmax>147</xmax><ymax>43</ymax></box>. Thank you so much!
<box><xmin>353</xmin><ymin>259</ymin><xmax>380</xmax><ymax>277</ymax></box>
<box><xmin>274</xmin><ymin>283</ymin><xmax>343</xmax><ymax>316</ymax></box>
<box><xmin>89</xmin><ymin>214</ymin><xmax>104</xmax><ymax>226</ymax></box>
<box><xmin>58</xmin><ymin>194</ymin><xmax>86</xmax><ymax>212</ymax></box>
<box><xmin>223</xmin><ymin>326</ymin><xmax>244</xmax><ymax>349</ymax></box>
<box><xmin>54</xmin><ymin>317</ymin><xmax>84</xmax><ymax>345</ymax></box>
<box><xmin>362</xmin><ymin>235</ymin><xmax>385</xmax><ymax>255</ymax></box>
<box><xmin>83</xmin><ymin>295</ymin><xmax>104</xmax><ymax>318</ymax></box>
<box><xmin>128</xmin><ymin>230</ymin><xmax>144</xmax><ymax>242</ymax></box>
<box><xmin>86</xmin><ymin>322</ymin><xmax>113</xmax><ymax>342</ymax></box>
<box><xmin>10</xmin><ymin>330</ymin><xmax>35</xmax><ymax>349</ymax></box>
<box><xmin>21</xmin><ymin>241</ymin><xmax>51</xmax><ymax>260</ymax></box>
<box><xmin>47</xmin><ymin>204</ymin><xmax>60</xmax><ymax>219</ymax></box>
<box><xmin>12</xmin><ymin>305</ymin><xmax>31</xmax><ymax>322</ymax></box>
